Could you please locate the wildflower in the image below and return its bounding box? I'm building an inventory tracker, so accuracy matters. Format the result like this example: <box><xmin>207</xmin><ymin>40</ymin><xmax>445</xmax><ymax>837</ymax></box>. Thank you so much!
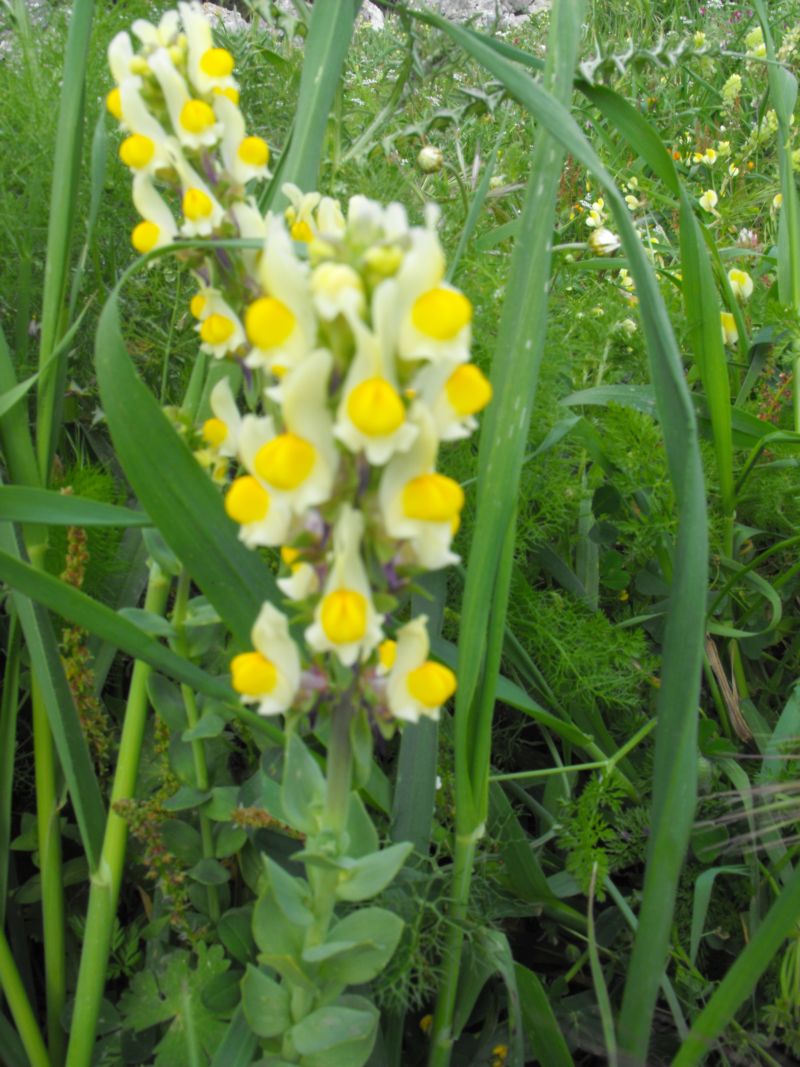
<box><xmin>698</xmin><ymin>189</ymin><xmax>718</xmax><ymax>212</ymax></box>
<box><xmin>283</xmin><ymin>183</ymin><xmax>322</xmax><ymax>243</ymax></box>
<box><xmin>728</xmin><ymin>268</ymin><xmax>753</xmax><ymax>301</ymax></box>
<box><xmin>585</xmin><ymin>197</ymin><xmax>606</xmax><ymax>228</ymax></box>
<box><xmin>773</xmin><ymin>192</ymin><xmax>784</xmax><ymax>210</ymax></box>
<box><xmin>721</xmin><ymin>73</ymin><xmax>742</xmax><ymax>104</ymax></box>
<box><xmin>396</xmin><ymin>233</ymin><xmax>472</xmax><ymax>364</ymax></box>
<box><xmin>413</xmin><ymin>360</ymin><xmax>493</xmax><ymax>442</ymax></box>
<box><xmin>217</xmin><ymin>95</ymin><xmax>270</xmax><ymax>185</ymax></box>
<box><xmin>202</xmin><ymin>378</ymin><xmax>242</xmax><ymax>457</ymax></box>
<box><xmin>179</xmin><ymin>1</ymin><xmax>238</xmax><ymax>97</ymax></box>
<box><xmin>231</xmin><ymin>602</ymin><xmax>300</xmax><ymax>715</ymax></box>
<box><xmin>693</xmin><ymin>31</ymin><xmax>706</xmax><ymax>48</ymax></box>
<box><xmin>728</xmin><ymin>162</ymin><xmax>740</xmax><ymax>177</ymax></box>
<box><xmin>149</xmin><ymin>48</ymin><xmax>223</xmax><ymax>151</ymax></box>
<box><xmin>306</xmin><ymin>506</ymin><xmax>384</xmax><ymax>666</ymax></box>
<box><xmin>385</xmin><ymin>616</ymin><xmax>456</xmax><ymax>722</ymax></box>
<box><xmin>194</xmin><ymin>291</ymin><xmax>246</xmax><ymax>358</ymax></box>
<box><xmin>587</xmin><ymin>227</ymin><xmax>621</xmax><ymax>256</ymax></box>
<box><xmin>277</xmin><ymin>546</ymin><xmax>319</xmax><ymax>601</ymax></box>
<box><xmin>130</xmin><ymin>174</ymin><xmax>177</xmax><ymax>253</ymax></box>
<box><xmin>417</xmin><ymin>145</ymin><xmax>444</xmax><ymax>173</ymax></box>
<box><xmin>720</xmin><ymin>311</ymin><xmax>738</xmax><ymax>346</ymax></box>
<box><xmin>717</xmin><ymin>140</ymin><xmax>731</xmax><ymax>157</ymax></box>
<box><xmin>745</xmin><ymin>26</ymin><xmax>766</xmax><ymax>58</ymax></box>
<box><xmin>625</xmin><ymin>194</ymin><xmax>640</xmax><ymax>211</ymax></box>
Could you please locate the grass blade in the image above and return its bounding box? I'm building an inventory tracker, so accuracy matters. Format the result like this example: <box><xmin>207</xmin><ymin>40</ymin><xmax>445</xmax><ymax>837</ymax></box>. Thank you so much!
<box><xmin>0</xmin><ymin>487</ymin><xmax>151</xmax><ymax>527</ymax></box>
<box><xmin>515</xmin><ymin>964</ymin><xmax>574</xmax><ymax>1067</ymax></box>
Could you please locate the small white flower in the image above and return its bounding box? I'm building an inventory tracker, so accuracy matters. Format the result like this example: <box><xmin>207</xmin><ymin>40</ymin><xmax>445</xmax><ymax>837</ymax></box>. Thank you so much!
<box><xmin>588</xmin><ymin>227</ymin><xmax>621</xmax><ymax>256</ymax></box>
<box><xmin>727</xmin><ymin>268</ymin><xmax>753</xmax><ymax>301</ymax></box>
<box><xmin>699</xmin><ymin>189</ymin><xmax>718</xmax><ymax>212</ymax></box>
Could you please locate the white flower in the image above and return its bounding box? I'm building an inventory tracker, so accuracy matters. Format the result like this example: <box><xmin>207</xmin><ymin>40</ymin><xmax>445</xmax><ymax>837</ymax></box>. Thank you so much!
<box><xmin>305</xmin><ymin>506</ymin><xmax>384</xmax><ymax>666</ymax></box>
<box><xmin>118</xmin><ymin>81</ymin><xmax>180</xmax><ymax>176</ymax></box>
<box><xmin>277</xmin><ymin>547</ymin><xmax>319</xmax><ymax>601</ymax></box>
<box><xmin>378</xmin><ymin>404</ymin><xmax>463</xmax><ymax>570</ymax></box>
<box><xmin>727</xmin><ymin>268</ymin><xmax>753</xmax><ymax>301</ymax></box>
<box><xmin>201</xmin><ymin>377</ymin><xmax>242</xmax><ymax>457</ymax></box>
<box><xmin>310</xmin><ymin>262</ymin><xmax>365</xmax><ymax>322</ymax></box>
<box><xmin>412</xmin><ymin>359</ymin><xmax>492</xmax><ymax>442</ymax></box>
<box><xmin>588</xmin><ymin>227</ymin><xmax>621</xmax><ymax>256</ymax></box>
<box><xmin>194</xmin><ymin>290</ymin><xmax>246</xmax><ymax>358</ymax></box>
<box><xmin>149</xmin><ymin>48</ymin><xmax>223</xmax><ymax>151</ymax></box>
<box><xmin>699</xmin><ymin>189</ymin><xmax>718</xmax><ymax>212</ymax></box>
<box><xmin>720</xmin><ymin>311</ymin><xmax>738</xmax><ymax>346</ymax></box>
<box><xmin>216</xmin><ymin>94</ymin><xmax>270</xmax><ymax>185</ymax></box>
<box><xmin>396</xmin><ymin>228</ymin><xmax>471</xmax><ymax>365</ymax></box>
<box><xmin>386</xmin><ymin>615</ymin><xmax>456</xmax><ymax>722</ymax></box>
<box><xmin>230</xmin><ymin>602</ymin><xmax>300</xmax><ymax>716</ymax></box>
<box><xmin>131</xmin><ymin>10</ymin><xmax>181</xmax><ymax>49</ymax></box>
<box><xmin>108</xmin><ymin>32</ymin><xmax>138</xmax><ymax>88</ymax></box>
<box><xmin>282</xmin><ymin>182</ymin><xmax>321</xmax><ymax>242</ymax></box>
<box><xmin>252</xmin><ymin>348</ymin><xmax>339</xmax><ymax>515</ymax></box>
<box><xmin>130</xmin><ymin>174</ymin><xmax>177</xmax><ymax>254</ymax></box>
<box><xmin>226</xmin><ymin>415</ymin><xmax>293</xmax><ymax>548</ymax></box>
<box><xmin>179</xmin><ymin>1</ymin><xmax>239</xmax><ymax>97</ymax></box>
<box><xmin>245</xmin><ymin>215</ymin><xmax>316</xmax><ymax>375</ymax></box>
<box><xmin>173</xmin><ymin>156</ymin><xmax>226</xmax><ymax>237</ymax></box>
<box><xmin>335</xmin><ymin>281</ymin><xmax>417</xmax><ymax>465</ymax></box>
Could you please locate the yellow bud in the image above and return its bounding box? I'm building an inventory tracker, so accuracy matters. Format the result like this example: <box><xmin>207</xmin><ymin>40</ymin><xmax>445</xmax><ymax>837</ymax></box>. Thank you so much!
<box><xmin>131</xmin><ymin>221</ymin><xmax>160</xmax><ymax>254</ymax></box>
<box><xmin>202</xmin><ymin>417</ymin><xmax>228</xmax><ymax>447</ymax></box>
<box><xmin>237</xmin><ymin>136</ymin><xmax>269</xmax><ymax>167</ymax></box>
<box><xmin>129</xmin><ymin>56</ymin><xmax>149</xmax><ymax>75</ymax></box>
<box><xmin>200</xmin><ymin>314</ymin><xmax>235</xmax><ymax>345</ymax></box>
<box><xmin>412</xmin><ymin>287</ymin><xmax>472</xmax><ymax>340</ymax></box>
<box><xmin>213</xmin><ymin>86</ymin><xmax>240</xmax><ymax>104</ymax></box>
<box><xmin>225</xmin><ymin>476</ymin><xmax>269</xmax><ymax>524</ymax></box>
<box><xmin>245</xmin><ymin>297</ymin><xmax>296</xmax><ymax>349</ymax></box>
<box><xmin>106</xmin><ymin>87</ymin><xmax>123</xmax><ymax>120</ymax></box>
<box><xmin>320</xmin><ymin>589</ymin><xmax>368</xmax><ymax>644</ymax></box>
<box><xmin>180</xmin><ymin>98</ymin><xmax>216</xmax><ymax>134</ymax></box>
<box><xmin>290</xmin><ymin>220</ymin><xmax>314</xmax><ymax>243</ymax></box>
<box><xmin>402</xmin><ymin>473</ymin><xmax>464</xmax><ymax>523</ymax></box>
<box><xmin>378</xmin><ymin>639</ymin><xmax>397</xmax><ymax>671</ymax></box>
<box><xmin>445</xmin><ymin>364</ymin><xmax>492</xmax><ymax>416</ymax></box>
<box><xmin>347</xmin><ymin>378</ymin><xmax>405</xmax><ymax>436</ymax></box>
<box><xmin>183</xmin><ymin>186</ymin><xmax>213</xmax><ymax>220</ymax></box>
<box><xmin>255</xmin><ymin>433</ymin><xmax>315</xmax><ymax>490</ymax></box>
<box><xmin>280</xmin><ymin>545</ymin><xmax>301</xmax><ymax>568</ymax></box>
<box><xmin>231</xmin><ymin>651</ymin><xmax>277</xmax><ymax>696</ymax></box>
<box><xmin>200</xmin><ymin>47</ymin><xmax>234</xmax><ymax>77</ymax></box>
<box><xmin>119</xmin><ymin>134</ymin><xmax>155</xmax><ymax>169</ymax></box>
<box><xmin>190</xmin><ymin>293</ymin><xmax>207</xmax><ymax>319</ymax></box>
<box><xmin>168</xmin><ymin>45</ymin><xmax>183</xmax><ymax>65</ymax></box>
<box><xmin>407</xmin><ymin>661</ymin><xmax>456</xmax><ymax>707</ymax></box>
<box><xmin>364</xmin><ymin>244</ymin><xmax>403</xmax><ymax>277</ymax></box>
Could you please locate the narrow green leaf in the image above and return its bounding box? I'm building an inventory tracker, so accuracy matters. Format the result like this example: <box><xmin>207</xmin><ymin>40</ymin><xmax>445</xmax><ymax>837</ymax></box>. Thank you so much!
<box><xmin>95</xmin><ymin>279</ymin><xmax>276</xmax><ymax>646</ymax></box>
<box><xmin>209</xmin><ymin>1005</ymin><xmax>259</xmax><ymax>1067</ymax></box>
<box><xmin>515</xmin><ymin>964</ymin><xmax>575</xmax><ymax>1067</ymax></box>
<box><xmin>689</xmin><ymin>867</ymin><xmax>748</xmax><ymax>966</ymax></box>
<box><xmin>0</xmin><ymin>486</ymin><xmax>150</xmax><ymax>527</ymax></box>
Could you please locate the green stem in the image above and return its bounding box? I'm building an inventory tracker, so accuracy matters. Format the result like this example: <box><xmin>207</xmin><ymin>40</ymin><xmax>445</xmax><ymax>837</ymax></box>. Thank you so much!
<box><xmin>172</xmin><ymin>569</ymin><xmax>220</xmax><ymax>922</ymax></box>
<box><xmin>64</xmin><ymin>565</ymin><xmax>170</xmax><ymax>1067</ymax></box>
<box><xmin>427</xmin><ymin>832</ymin><xmax>478</xmax><ymax>1067</ymax></box>
<box><xmin>30</xmin><ymin>544</ymin><xmax>65</xmax><ymax>1067</ymax></box>
<box><xmin>0</xmin><ymin>927</ymin><xmax>52</xmax><ymax>1067</ymax></box>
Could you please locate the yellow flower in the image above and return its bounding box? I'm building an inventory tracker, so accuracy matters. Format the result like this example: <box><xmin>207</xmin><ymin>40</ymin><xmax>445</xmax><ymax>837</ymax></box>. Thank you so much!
<box><xmin>179</xmin><ymin>1</ymin><xmax>239</xmax><ymax>97</ymax></box>
<box><xmin>386</xmin><ymin>616</ymin><xmax>456</xmax><ymax>722</ymax></box>
<box><xmin>727</xmin><ymin>268</ymin><xmax>753</xmax><ymax>301</ymax></box>
<box><xmin>698</xmin><ymin>189</ymin><xmax>718</xmax><ymax>212</ymax></box>
<box><xmin>720</xmin><ymin>311</ymin><xmax>738</xmax><ymax>346</ymax></box>
<box><xmin>231</xmin><ymin>602</ymin><xmax>300</xmax><ymax>716</ymax></box>
<box><xmin>150</xmin><ymin>48</ymin><xmax>222</xmax><ymax>150</ymax></box>
<box><xmin>130</xmin><ymin>173</ymin><xmax>177</xmax><ymax>253</ymax></box>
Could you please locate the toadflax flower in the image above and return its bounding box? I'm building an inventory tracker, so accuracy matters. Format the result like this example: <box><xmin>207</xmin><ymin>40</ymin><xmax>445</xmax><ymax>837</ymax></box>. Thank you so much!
<box><xmin>386</xmin><ymin>615</ymin><xmax>456</xmax><ymax>722</ymax></box>
<box><xmin>728</xmin><ymin>268</ymin><xmax>753</xmax><ymax>301</ymax></box>
<box><xmin>231</xmin><ymin>602</ymin><xmax>300</xmax><ymax>715</ymax></box>
<box><xmin>588</xmin><ymin>227</ymin><xmax>621</xmax><ymax>256</ymax></box>
<box><xmin>720</xmin><ymin>311</ymin><xmax>738</xmax><ymax>346</ymax></box>
<box><xmin>699</xmin><ymin>189</ymin><xmax>718</xmax><ymax>213</ymax></box>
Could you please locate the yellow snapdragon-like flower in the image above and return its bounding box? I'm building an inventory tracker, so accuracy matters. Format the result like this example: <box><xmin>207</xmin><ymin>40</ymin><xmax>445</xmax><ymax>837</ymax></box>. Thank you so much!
<box><xmin>150</xmin><ymin>47</ymin><xmax>223</xmax><ymax>151</ymax></box>
<box><xmin>306</xmin><ymin>507</ymin><xmax>384</xmax><ymax>666</ymax></box>
<box><xmin>413</xmin><ymin>359</ymin><xmax>492</xmax><ymax>442</ymax></box>
<box><xmin>386</xmin><ymin>616</ymin><xmax>456</xmax><ymax>722</ymax></box>
<box><xmin>283</xmin><ymin>182</ymin><xmax>322</xmax><ymax>243</ymax></box>
<box><xmin>231</xmin><ymin>602</ymin><xmax>300</xmax><ymax>716</ymax></box>
<box><xmin>720</xmin><ymin>311</ymin><xmax>738</xmax><ymax>346</ymax></box>
<box><xmin>699</xmin><ymin>189</ymin><xmax>718</xmax><ymax>213</ymax></box>
<box><xmin>179</xmin><ymin>1</ymin><xmax>239</xmax><ymax>97</ymax></box>
<box><xmin>728</xmin><ymin>268</ymin><xmax>753</xmax><ymax>301</ymax></box>
<box><xmin>277</xmin><ymin>545</ymin><xmax>320</xmax><ymax>601</ymax></box>
<box><xmin>379</xmin><ymin>405</ymin><xmax>463</xmax><ymax>571</ymax></box>
<box><xmin>193</xmin><ymin>290</ymin><xmax>246</xmax><ymax>358</ymax></box>
<box><xmin>131</xmin><ymin>173</ymin><xmax>177</xmax><ymax>253</ymax></box>
<box><xmin>396</xmin><ymin>229</ymin><xmax>471</xmax><ymax>364</ymax></box>
<box><xmin>216</xmin><ymin>94</ymin><xmax>270</xmax><ymax>186</ymax></box>
<box><xmin>587</xmin><ymin>227</ymin><xmax>621</xmax><ymax>256</ymax></box>
<box><xmin>131</xmin><ymin>9</ymin><xmax>181</xmax><ymax>50</ymax></box>
<box><xmin>202</xmin><ymin>377</ymin><xmax>242</xmax><ymax>457</ymax></box>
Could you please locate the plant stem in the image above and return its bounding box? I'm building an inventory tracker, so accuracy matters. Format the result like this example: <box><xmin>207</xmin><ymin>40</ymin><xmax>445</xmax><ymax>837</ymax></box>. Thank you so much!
<box><xmin>29</xmin><ymin>544</ymin><xmax>65</xmax><ymax>1067</ymax></box>
<box><xmin>172</xmin><ymin>568</ymin><xmax>220</xmax><ymax>922</ymax></box>
<box><xmin>64</xmin><ymin>565</ymin><xmax>170</xmax><ymax>1067</ymax></box>
<box><xmin>0</xmin><ymin>927</ymin><xmax>52</xmax><ymax>1067</ymax></box>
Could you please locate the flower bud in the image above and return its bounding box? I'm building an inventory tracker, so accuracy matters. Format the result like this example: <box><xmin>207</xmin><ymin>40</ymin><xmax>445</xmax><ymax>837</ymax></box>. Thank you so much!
<box><xmin>417</xmin><ymin>145</ymin><xmax>444</xmax><ymax>173</ymax></box>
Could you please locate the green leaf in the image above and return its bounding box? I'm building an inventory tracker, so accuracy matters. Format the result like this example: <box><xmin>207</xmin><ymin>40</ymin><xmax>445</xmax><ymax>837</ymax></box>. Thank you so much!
<box><xmin>215</xmin><ymin>825</ymin><xmax>247</xmax><ymax>859</ymax></box>
<box><xmin>266</xmin><ymin>857</ymin><xmax>314</xmax><ymax>927</ymax></box>
<box><xmin>0</xmin><ymin>525</ymin><xmax>105</xmax><ymax>870</ymax></box>
<box><xmin>345</xmin><ymin>793</ymin><xmax>379</xmax><ymax>859</ymax></box>
<box><xmin>209</xmin><ymin>1006</ymin><xmax>258</xmax><ymax>1067</ymax></box>
<box><xmin>162</xmin><ymin>786</ymin><xmax>211</xmax><ymax>812</ymax></box>
<box><xmin>281</xmin><ymin>733</ymin><xmax>326</xmax><ymax>835</ymax></box>
<box><xmin>160</xmin><ymin>820</ymin><xmax>203</xmax><ymax>866</ymax></box>
<box><xmin>252</xmin><ymin>886</ymin><xmax>313</xmax><ymax>991</ymax></box>
<box><xmin>334</xmin><ymin>842</ymin><xmax>413</xmax><ymax>902</ymax></box>
<box><xmin>241</xmin><ymin>965</ymin><xmax>291</xmax><ymax>1038</ymax></box>
<box><xmin>188</xmin><ymin>859</ymin><xmax>230</xmax><ymax>886</ymax></box>
<box><xmin>515</xmin><ymin>965</ymin><xmax>575</xmax><ymax>1067</ymax></box>
<box><xmin>0</xmin><ymin>486</ymin><xmax>150</xmax><ymax>527</ymax></box>
<box><xmin>118</xmin><ymin>607</ymin><xmax>177</xmax><ymax>637</ymax></box>
<box><xmin>304</xmin><ymin>907</ymin><xmax>404</xmax><ymax>986</ymax></box>
<box><xmin>689</xmin><ymin>867</ymin><xmax>748</xmax><ymax>966</ymax></box>
<box><xmin>218</xmin><ymin>907</ymin><xmax>256</xmax><ymax>965</ymax></box>
<box><xmin>182</xmin><ymin>713</ymin><xmax>226</xmax><ymax>742</ymax></box>
<box><xmin>119</xmin><ymin>944</ymin><xmax>229</xmax><ymax>1067</ymax></box>
<box><xmin>95</xmin><ymin>277</ymin><xmax>276</xmax><ymax>646</ymax></box>
<box><xmin>289</xmin><ymin>997</ymin><xmax>378</xmax><ymax>1067</ymax></box>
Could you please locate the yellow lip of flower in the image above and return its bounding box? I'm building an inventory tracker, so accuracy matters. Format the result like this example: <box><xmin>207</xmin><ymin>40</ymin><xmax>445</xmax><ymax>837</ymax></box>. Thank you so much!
<box><xmin>180</xmin><ymin>98</ymin><xmax>216</xmax><ymax>134</ymax></box>
<box><xmin>202</xmin><ymin>417</ymin><xmax>228</xmax><ymax>447</ymax></box>
<box><xmin>237</xmin><ymin>136</ymin><xmax>269</xmax><ymax>167</ymax></box>
<box><xmin>200</xmin><ymin>314</ymin><xmax>235</xmax><ymax>346</ymax></box>
<box><xmin>411</xmin><ymin>287</ymin><xmax>473</xmax><ymax>340</ymax></box>
<box><xmin>280</xmin><ymin>545</ymin><xmax>301</xmax><ymax>568</ymax></box>
<box><xmin>231</xmin><ymin>651</ymin><xmax>277</xmax><ymax>696</ymax></box>
<box><xmin>224</xmin><ymin>476</ymin><xmax>270</xmax><ymax>524</ymax></box>
<box><xmin>183</xmin><ymin>187</ymin><xmax>214</xmax><ymax>221</ymax></box>
<box><xmin>131</xmin><ymin>220</ymin><xmax>160</xmax><ymax>254</ymax></box>
<box><xmin>402</xmin><ymin>473</ymin><xmax>465</xmax><ymax>522</ymax></box>
<box><xmin>320</xmin><ymin>588</ymin><xmax>368</xmax><ymax>644</ymax></box>
<box><xmin>255</xmin><ymin>433</ymin><xmax>316</xmax><ymax>491</ymax></box>
<box><xmin>378</xmin><ymin>639</ymin><xmax>397</xmax><ymax>671</ymax></box>
<box><xmin>445</xmin><ymin>364</ymin><xmax>492</xmax><ymax>416</ymax></box>
<box><xmin>347</xmin><ymin>378</ymin><xmax>406</xmax><ymax>437</ymax></box>
<box><xmin>213</xmin><ymin>85</ymin><xmax>240</xmax><ymax>104</ymax></box>
<box><xmin>290</xmin><ymin>219</ymin><xmax>314</xmax><ymax>243</ymax></box>
<box><xmin>200</xmin><ymin>47</ymin><xmax>234</xmax><ymax>77</ymax></box>
<box><xmin>190</xmin><ymin>293</ymin><xmax>207</xmax><ymax>319</ymax></box>
<box><xmin>407</xmin><ymin>661</ymin><xmax>457</xmax><ymax>708</ymax></box>
<box><xmin>245</xmin><ymin>296</ymin><xmax>296</xmax><ymax>349</ymax></box>
<box><xmin>119</xmin><ymin>134</ymin><xmax>156</xmax><ymax>170</ymax></box>
<box><xmin>106</xmin><ymin>87</ymin><xmax>123</xmax><ymax>120</ymax></box>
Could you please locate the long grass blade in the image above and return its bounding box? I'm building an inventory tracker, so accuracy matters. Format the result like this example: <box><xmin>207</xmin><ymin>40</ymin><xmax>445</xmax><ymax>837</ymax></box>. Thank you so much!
<box><xmin>0</xmin><ymin>487</ymin><xmax>151</xmax><ymax>527</ymax></box>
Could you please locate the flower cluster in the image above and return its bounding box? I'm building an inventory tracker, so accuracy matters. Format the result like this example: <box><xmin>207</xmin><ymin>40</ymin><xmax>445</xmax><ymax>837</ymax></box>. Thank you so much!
<box><xmin>108</xmin><ymin>4</ymin><xmax>491</xmax><ymax>729</ymax></box>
